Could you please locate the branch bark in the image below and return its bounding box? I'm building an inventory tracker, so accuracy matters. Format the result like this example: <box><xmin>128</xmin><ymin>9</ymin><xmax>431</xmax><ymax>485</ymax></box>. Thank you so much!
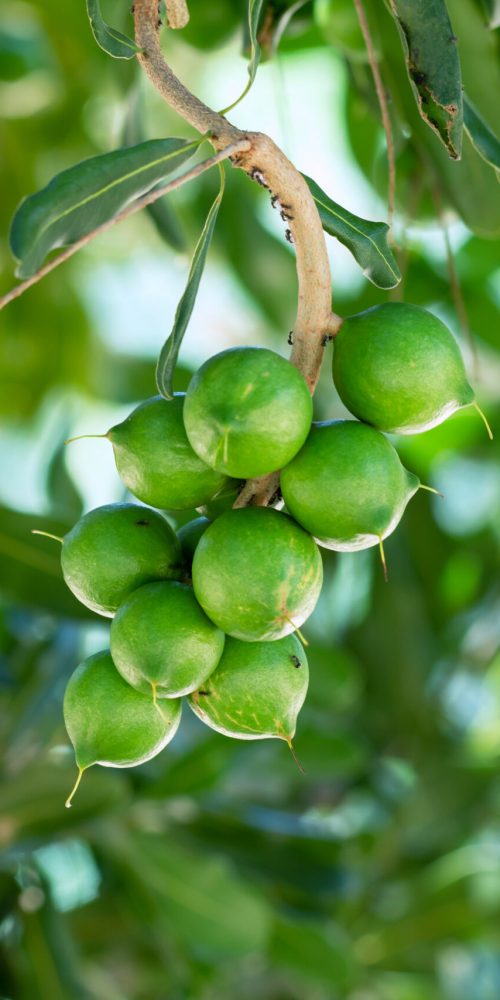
<box><xmin>134</xmin><ymin>0</ymin><xmax>339</xmax><ymax>506</ymax></box>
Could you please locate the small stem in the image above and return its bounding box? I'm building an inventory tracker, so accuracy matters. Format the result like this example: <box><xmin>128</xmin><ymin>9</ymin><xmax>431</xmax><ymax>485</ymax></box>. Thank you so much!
<box><xmin>378</xmin><ymin>537</ymin><xmax>388</xmax><ymax>583</ymax></box>
<box><xmin>65</xmin><ymin>766</ymin><xmax>84</xmax><ymax>808</ymax></box>
<box><xmin>0</xmin><ymin>142</ymin><xmax>249</xmax><ymax>312</ymax></box>
<box><xmin>32</xmin><ymin>529</ymin><xmax>64</xmax><ymax>544</ymax></box>
<box><xmin>152</xmin><ymin>682</ymin><xmax>169</xmax><ymax>722</ymax></box>
<box><xmin>64</xmin><ymin>433</ymin><xmax>108</xmax><ymax>445</ymax></box>
<box><xmin>283</xmin><ymin>614</ymin><xmax>309</xmax><ymax>647</ymax></box>
<box><xmin>352</xmin><ymin>0</ymin><xmax>395</xmax><ymax>229</ymax></box>
<box><xmin>473</xmin><ymin>401</ymin><xmax>493</xmax><ymax>440</ymax></box>
<box><xmin>286</xmin><ymin>738</ymin><xmax>306</xmax><ymax>774</ymax></box>
<box><xmin>419</xmin><ymin>483</ymin><xmax>444</xmax><ymax>498</ymax></box>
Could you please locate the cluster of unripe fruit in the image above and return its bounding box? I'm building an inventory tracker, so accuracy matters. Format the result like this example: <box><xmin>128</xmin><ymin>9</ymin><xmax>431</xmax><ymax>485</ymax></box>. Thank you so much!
<box><xmin>40</xmin><ymin>301</ymin><xmax>487</xmax><ymax>806</ymax></box>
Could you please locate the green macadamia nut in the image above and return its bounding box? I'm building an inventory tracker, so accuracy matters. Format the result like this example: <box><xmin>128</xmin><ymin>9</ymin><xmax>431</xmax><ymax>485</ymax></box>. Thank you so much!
<box><xmin>108</xmin><ymin>394</ymin><xmax>228</xmax><ymax>510</ymax></box>
<box><xmin>61</xmin><ymin>503</ymin><xmax>181</xmax><ymax>617</ymax></box>
<box><xmin>189</xmin><ymin>634</ymin><xmax>308</xmax><ymax>742</ymax></box>
<box><xmin>183</xmin><ymin>347</ymin><xmax>313</xmax><ymax>478</ymax></box>
<box><xmin>110</xmin><ymin>581</ymin><xmax>225</xmax><ymax>698</ymax></box>
<box><xmin>177</xmin><ymin>516</ymin><xmax>211</xmax><ymax>570</ymax></box>
<box><xmin>192</xmin><ymin>507</ymin><xmax>323</xmax><ymax>641</ymax></box>
<box><xmin>64</xmin><ymin>650</ymin><xmax>181</xmax><ymax>771</ymax></box>
<box><xmin>333</xmin><ymin>302</ymin><xmax>474</xmax><ymax>433</ymax></box>
<box><xmin>281</xmin><ymin>420</ymin><xmax>420</xmax><ymax>550</ymax></box>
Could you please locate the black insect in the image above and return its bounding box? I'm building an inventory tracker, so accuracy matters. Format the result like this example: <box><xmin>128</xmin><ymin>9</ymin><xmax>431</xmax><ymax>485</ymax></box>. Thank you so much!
<box><xmin>250</xmin><ymin>167</ymin><xmax>269</xmax><ymax>189</ymax></box>
<box><xmin>322</xmin><ymin>334</ymin><xmax>334</xmax><ymax>347</ymax></box>
<box><xmin>285</xmin><ymin>229</ymin><xmax>294</xmax><ymax>244</ymax></box>
<box><xmin>287</xmin><ymin>331</ymin><xmax>294</xmax><ymax>345</ymax></box>
<box><xmin>198</xmin><ymin>690</ymin><xmax>211</xmax><ymax>697</ymax></box>
<box><xmin>290</xmin><ymin>655</ymin><xmax>302</xmax><ymax>669</ymax></box>
<box><xmin>135</xmin><ymin>519</ymin><xmax>150</xmax><ymax>526</ymax></box>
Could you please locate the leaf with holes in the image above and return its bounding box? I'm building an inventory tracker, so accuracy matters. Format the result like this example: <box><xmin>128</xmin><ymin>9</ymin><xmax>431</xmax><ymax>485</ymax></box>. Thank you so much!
<box><xmin>156</xmin><ymin>167</ymin><xmax>225</xmax><ymax>399</ymax></box>
<box><xmin>387</xmin><ymin>0</ymin><xmax>463</xmax><ymax>159</ymax></box>
<box><xmin>304</xmin><ymin>175</ymin><xmax>401</xmax><ymax>289</ymax></box>
<box><xmin>10</xmin><ymin>138</ymin><xmax>201</xmax><ymax>278</ymax></box>
<box><xmin>464</xmin><ymin>94</ymin><xmax>500</xmax><ymax>175</ymax></box>
<box><xmin>86</xmin><ymin>0</ymin><xmax>141</xmax><ymax>59</ymax></box>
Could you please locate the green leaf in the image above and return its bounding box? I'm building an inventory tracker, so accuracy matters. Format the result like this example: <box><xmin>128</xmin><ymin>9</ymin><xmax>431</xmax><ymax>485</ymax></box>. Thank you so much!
<box><xmin>303</xmin><ymin>174</ymin><xmax>401</xmax><ymax>289</ymax></box>
<box><xmin>0</xmin><ymin>506</ymin><xmax>92</xmax><ymax>618</ymax></box>
<box><xmin>10</xmin><ymin>138</ymin><xmax>200</xmax><ymax>278</ymax></box>
<box><xmin>121</xmin><ymin>85</ymin><xmax>186</xmax><ymax>252</ymax></box>
<box><xmin>86</xmin><ymin>0</ymin><xmax>141</xmax><ymax>59</ymax></box>
<box><xmin>386</xmin><ymin>0</ymin><xmax>463</xmax><ymax>159</ymax></box>
<box><xmin>222</xmin><ymin>0</ymin><xmax>265</xmax><ymax>113</ymax></box>
<box><xmin>271</xmin><ymin>916</ymin><xmax>355</xmax><ymax>989</ymax></box>
<box><xmin>474</xmin><ymin>0</ymin><xmax>500</xmax><ymax>27</ymax></box>
<box><xmin>119</xmin><ymin>832</ymin><xmax>271</xmax><ymax>958</ymax></box>
<box><xmin>156</xmin><ymin>166</ymin><xmax>225</xmax><ymax>399</ymax></box>
<box><xmin>463</xmin><ymin>93</ymin><xmax>500</xmax><ymax>174</ymax></box>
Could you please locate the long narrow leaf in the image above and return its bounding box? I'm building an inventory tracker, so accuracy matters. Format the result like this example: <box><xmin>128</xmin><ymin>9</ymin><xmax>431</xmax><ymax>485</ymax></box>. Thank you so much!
<box><xmin>156</xmin><ymin>167</ymin><xmax>225</xmax><ymax>399</ymax></box>
<box><xmin>86</xmin><ymin>0</ymin><xmax>141</xmax><ymax>59</ymax></box>
<box><xmin>221</xmin><ymin>0</ymin><xmax>265</xmax><ymax>113</ymax></box>
<box><xmin>10</xmin><ymin>138</ymin><xmax>201</xmax><ymax>278</ymax></box>
<box><xmin>387</xmin><ymin>0</ymin><xmax>463</xmax><ymax>159</ymax></box>
<box><xmin>304</xmin><ymin>175</ymin><xmax>401</xmax><ymax>289</ymax></box>
<box><xmin>463</xmin><ymin>94</ymin><xmax>500</xmax><ymax>176</ymax></box>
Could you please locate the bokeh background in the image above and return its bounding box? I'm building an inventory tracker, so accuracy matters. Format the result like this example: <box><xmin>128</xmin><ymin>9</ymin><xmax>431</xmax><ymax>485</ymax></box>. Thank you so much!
<box><xmin>1</xmin><ymin>1</ymin><xmax>500</xmax><ymax>997</ymax></box>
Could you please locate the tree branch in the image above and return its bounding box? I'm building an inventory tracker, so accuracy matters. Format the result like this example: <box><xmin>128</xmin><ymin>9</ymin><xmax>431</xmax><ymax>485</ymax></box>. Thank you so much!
<box><xmin>134</xmin><ymin>0</ymin><xmax>336</xmax><ymax>506</ymax></box>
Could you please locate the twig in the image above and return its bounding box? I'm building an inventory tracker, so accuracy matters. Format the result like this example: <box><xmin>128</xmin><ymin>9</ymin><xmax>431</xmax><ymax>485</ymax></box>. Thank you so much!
<box><xmin>352</xmin><ymin>0</ymin><xmax>396</xmax><ymax>229</ymax></box>
<box><xmin>0</xmin><ymin>142</ymin><xmax>249</xmax><ymax>312</ymax></box>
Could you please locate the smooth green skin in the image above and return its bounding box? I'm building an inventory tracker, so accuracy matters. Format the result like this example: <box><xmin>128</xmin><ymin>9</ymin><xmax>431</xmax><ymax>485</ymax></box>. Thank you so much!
<box><xmin>189</xmin><ymin>635</ymin><xmax>308</xmax><ymax>742</ymax></box>
<box><xmin>192</xmin><ymin>507</ymin><xmax>323</xmax><ymax>641</ymax></box>
<box><xmin>110</xmin><ymin>581</ymin><xmax>225</xmax><ymax>698</ymax></box>
<box><xmin>333</xmin><ymin>302</ymin><xmax>474</xmax><ymax>434</ymax></box>
<box><xmin>61</xmin><ymin>503</ymin><xmax>181</xmax><ymax>617</ymax></box>
<box><xmin>198</xmin><ymin>480</ymin><xmax>243</xmax><ymax>519</ymax></box>
<box><xmin>281</xmin><ymin>420</ymin><xmax>420</xmax><ymax>551</ymax></box>
<box><xmin>108</xmin><ymin>394</ymin><xmax>227</xmax><ymax>511</ymax></box>
<box><xmin>177</xmin><ymin>516</ymin><xmax>211</xmax><ymax>570</ymax></box>
<box><xmin>63</xmin><ymin>650</ymin><xmax>181</xmax><ymax>770</ymax></box>
<box><xmin>183</xmin><ymin>347</ymin><xmax>313</xmax><ymax>478</ymax></box>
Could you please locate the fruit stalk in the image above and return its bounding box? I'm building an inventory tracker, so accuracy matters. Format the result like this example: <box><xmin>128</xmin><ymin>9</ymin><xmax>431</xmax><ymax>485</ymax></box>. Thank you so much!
<box><xmin>133</xmin><ymin>0</ymin><xmax>341</xmax><ymax>505</ymax></box>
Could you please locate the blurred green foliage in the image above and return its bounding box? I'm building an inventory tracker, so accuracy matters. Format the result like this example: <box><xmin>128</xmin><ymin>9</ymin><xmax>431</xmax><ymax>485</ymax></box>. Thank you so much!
<box><xmin>1</xmin><ymin>1</ymin><xmax>500</xmax><ymax>998</ymax></box>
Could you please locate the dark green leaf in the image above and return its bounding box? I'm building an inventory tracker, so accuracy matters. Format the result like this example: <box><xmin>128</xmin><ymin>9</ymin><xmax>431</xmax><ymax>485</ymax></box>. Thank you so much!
<box><xmin>387</xmin><ymin>0</ymin><xmax>463</xmax><ymax>159</ymax></box>
<box><xmin>156</xmin><ymin>167</ymin><xmax>225</xmax><ymax>399</ymax></box>
<box><xmin>121</xmin><ymin>84</ymin><xmax>186</xmax><ymax>252</ymax></box>
<box><xmin>463</xmin><ymin>93</ymin><xmax>500</xmax><ymax>174</ymax></box>
<box><xmin>46</xmin><ymin>442</ymin><xmax>84</xmax><ymax>521</ymax></box>
<box><xmin>271</xmin><ymin>916</ymin><xmax>355</xmax><ymax>989</ymax></box>
<box><xmin>473</xmin><ymin>0</ymin><xmax>500</xmax><ymax>27</ymax></box>
<box><xmin>146</xmin><ymin>192</ymin><xmax>186</xmax><ymax>252</ymax></box>
<box><xmin>86</xmin><ymin>0</ymin><xmax>141</xmax><ymax>59</ymax></box>
<box><xmin>223</xmin><ymin>0</ymin><xmax>265</xmax><ymax>112</ymax></box>
<box><xmin>10</xmin><ymin>138</ymin><xmax>200</xmax><ymax>278</ymax></box>
<box><xmin>0</xmin><ymin>507</ymin><xmax>91</xmax><ymax>618</ymax></box>
<box><xmin>244</xmin><ymin>0</ymin><xmax>265</xmax><ymax>90</ymax></box>
<box><xmin>120</xmin><ymin>832</ymin><xmax>272</xmax><ymax>958</ymax></box>
<box><xmin>303</xmin><ymin>174</ymin><xmax>401</xmax><ymax>289</ymax></box>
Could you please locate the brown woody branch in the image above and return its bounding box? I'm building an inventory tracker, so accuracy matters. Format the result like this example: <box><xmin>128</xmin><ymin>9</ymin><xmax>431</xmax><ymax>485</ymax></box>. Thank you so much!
<box><xmin>134</xmin><ymin>0</ymin><xmax>340</xmax><ymax>507</ymax></box>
